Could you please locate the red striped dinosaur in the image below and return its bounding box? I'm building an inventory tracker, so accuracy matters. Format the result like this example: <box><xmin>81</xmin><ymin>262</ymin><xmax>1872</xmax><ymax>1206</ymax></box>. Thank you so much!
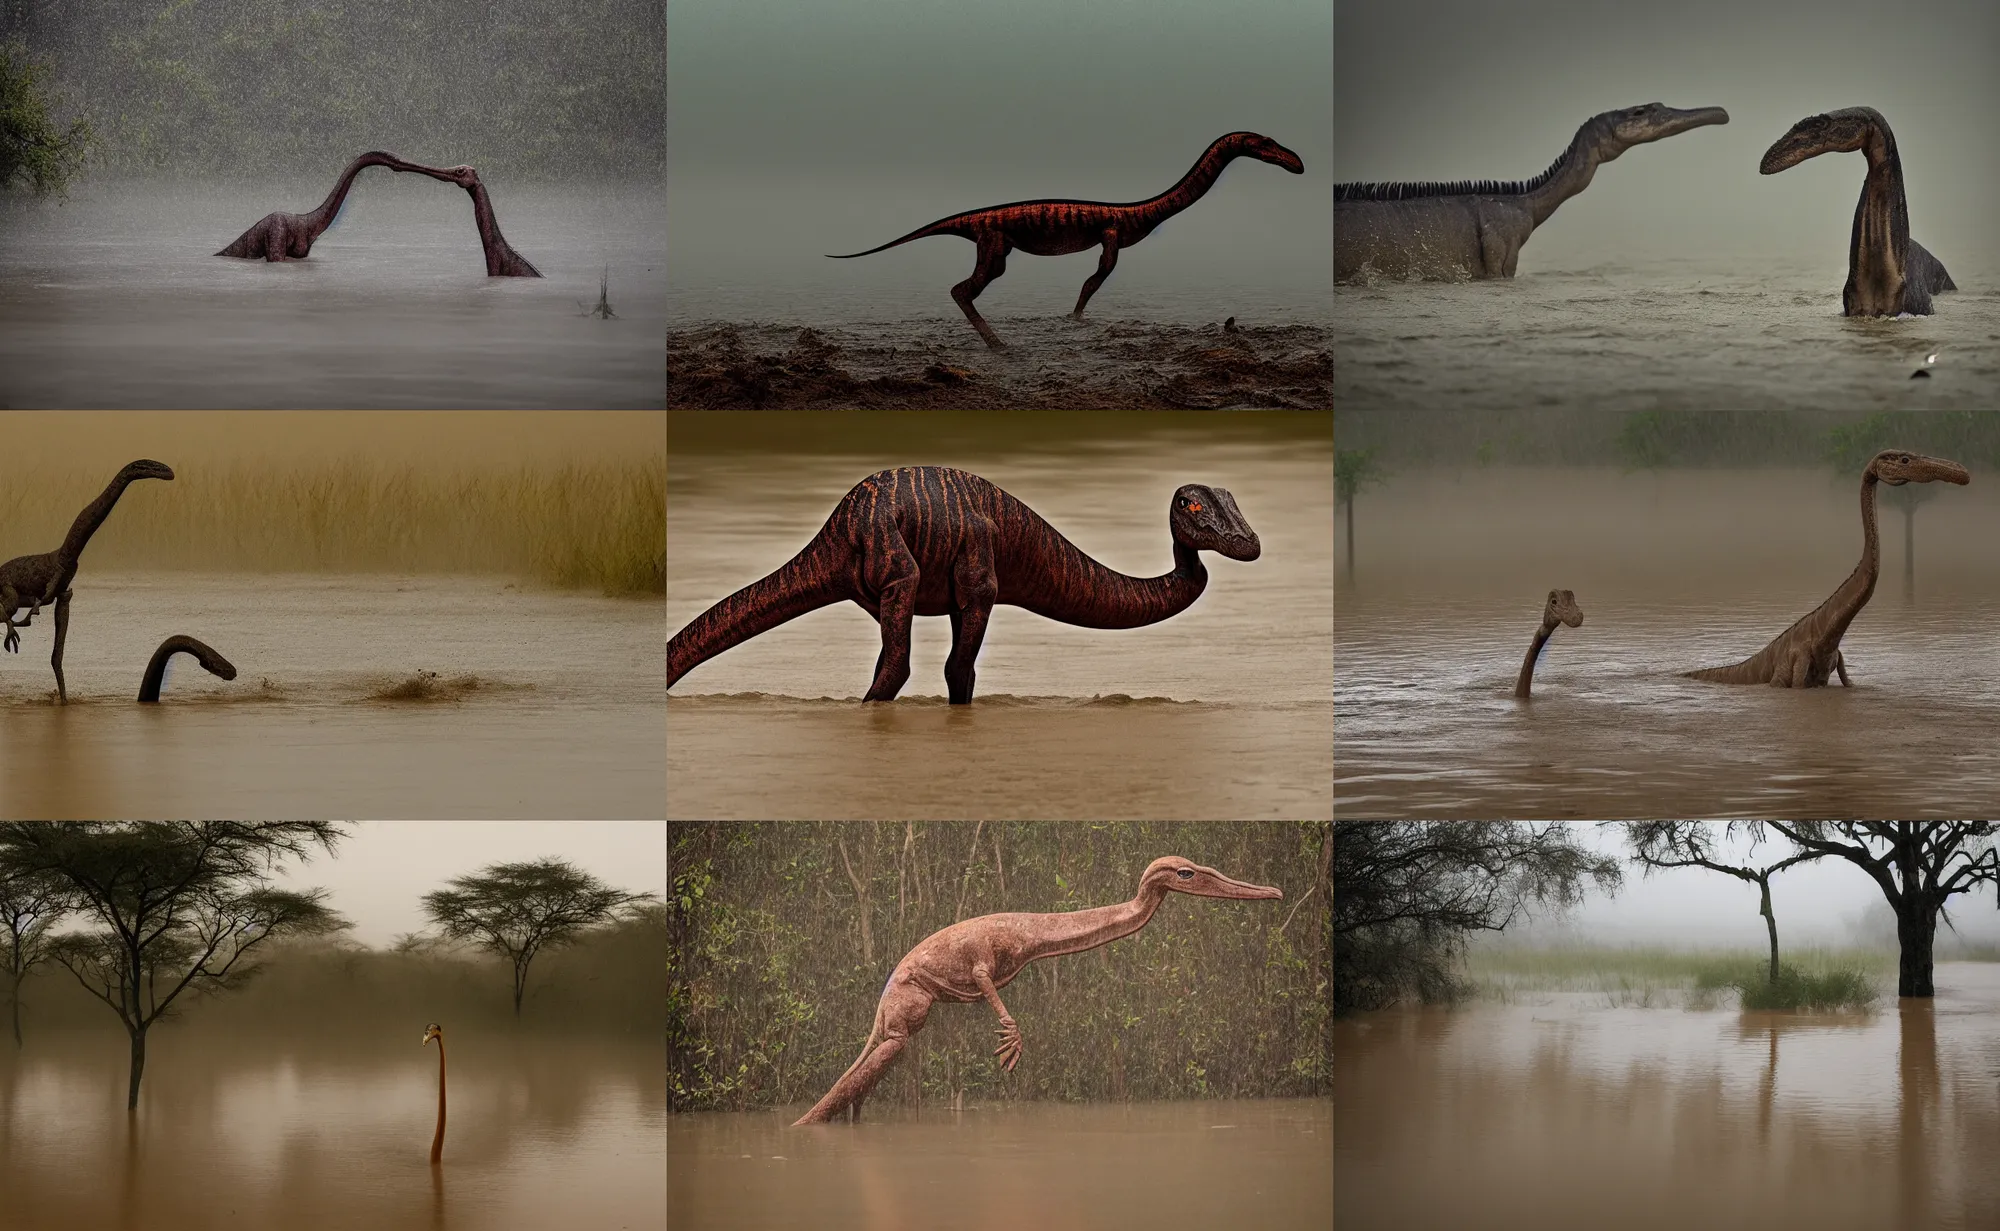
<box><xmin>665</xmin><ymin>466</ymin><xmax>1260</xmax><ymax>703</ymax></box>
<box><xmin>827</xmin><ymin>131</ymin><xmax>1304</xmax><ymax>349</ymax></box>
<box><xmin>792</xmin><ymin>856</ymin><xmax>1283</xmax><ymax>1124</ymax></box>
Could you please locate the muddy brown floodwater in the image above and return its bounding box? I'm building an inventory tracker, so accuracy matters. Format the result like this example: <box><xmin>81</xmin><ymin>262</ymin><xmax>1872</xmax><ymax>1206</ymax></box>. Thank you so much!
<box><xmin>670</xmin><ymin>1098</ymin><xmax>1331</xmax><ymax>1231</ymax></box>
<box><xmin>0</xmin><ymin>1033</ymin><xmax>664</xmax><ymax>1231</ymax></box>
<box><xmin>1335</xmin><ymin>963</ymin><xmax>2000</xmax><ymax>1231</ymax></box>
<box><xmin>667</xmin><ymin>413</ymin><xmax>1332</xmax><ymax>819</ymax></box>
<box><xmin>1336</xmin><ymin>468</ymin><xmax>2000</xmax><ymax>818</ymax></box>
<box><xmin>0</xmin><ymin>573</ymin><xmax>666</xmax><ymax>819</ymax></box>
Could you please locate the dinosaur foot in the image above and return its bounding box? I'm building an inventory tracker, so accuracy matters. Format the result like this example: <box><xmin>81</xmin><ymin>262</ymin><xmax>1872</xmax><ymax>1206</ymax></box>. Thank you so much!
<box><xmin>993</xmin><ymin>1016</ymin><xmax>1023</xmax><ymax>1071</ymax></box>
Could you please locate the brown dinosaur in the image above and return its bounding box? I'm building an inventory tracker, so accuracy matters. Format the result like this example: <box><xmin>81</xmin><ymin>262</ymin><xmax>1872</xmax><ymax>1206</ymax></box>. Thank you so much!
<box><xmin>827</xmin><ymin>132</ymin><xmax>1304</xmax><ymax>349</ymax></box>
<box><xmin>0</xmin><ymin>460</ymin><xmax>174</xmax><ymax>703</ymax></box>
<box><xmin>792</xmin><ymin>856</ymin><xmax>1282</xmax><ymax>1125</ymax></box>
<box><xmin>218</xmin><ymin>151</ymin><xmax>541</xmax><ymax>277</ymax></box>
<box><xmin>1687</xmin><ymin>450</ymin><xmax>1968</xmax><ymax>687</ymax></box>
<box><xmin>1514</xmin><ymin>589</ymin><xmax>1583</xmax><ymax>698</ymax></box>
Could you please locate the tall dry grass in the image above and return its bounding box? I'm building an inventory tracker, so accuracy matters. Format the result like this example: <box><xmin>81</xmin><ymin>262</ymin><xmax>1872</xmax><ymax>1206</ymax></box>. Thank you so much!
<box><xmin>0</xmin><ymin>459</ymin><xmax>664</xmax><ymax>596</ymax></box>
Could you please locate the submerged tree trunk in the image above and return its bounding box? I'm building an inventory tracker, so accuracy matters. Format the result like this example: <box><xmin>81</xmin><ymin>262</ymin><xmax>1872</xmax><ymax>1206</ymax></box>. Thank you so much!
<box><xmin>1343</xmin><ymin>493</ymin><xmax>1355</xmax><ymax>582</ymax></box>
<box><xmin>126</xmin><ymin>1027</ymin><xmax>147</xmax><ymax>1110</ymax></box>
<box><xmin>1758</xmin><ymin>877</ymin><xmax>1779</xmax><ymax>985</ymax></box>
<box><xmin>1903</xmin><ymin>504</ymin><xmax>1915</xmax><ymax>603</ymax></box>
<box><xmin>9</xmin><ymin>980</ymin><xmax>21</xmax><ymax>1048</ymax></box>
<box><xmin>1895</xmin><ymin>906</ymin><xmax>1937</xmax><ymax>998</ymax></box>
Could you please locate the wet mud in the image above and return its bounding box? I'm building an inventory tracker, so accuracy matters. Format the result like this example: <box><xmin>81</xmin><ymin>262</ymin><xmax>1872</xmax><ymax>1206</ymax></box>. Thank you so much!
<box><xmin>666</xmin><ymin>319</ymin><xmax>1331</xmax><ymax>409</ymax></box>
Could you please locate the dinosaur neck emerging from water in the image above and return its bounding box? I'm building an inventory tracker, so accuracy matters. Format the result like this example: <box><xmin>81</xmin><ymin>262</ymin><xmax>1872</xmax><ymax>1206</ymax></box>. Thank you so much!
<box><xmin>461</xmin><ymin>179</ymin><xmax>542</xmax><ymax>277</ymax></box>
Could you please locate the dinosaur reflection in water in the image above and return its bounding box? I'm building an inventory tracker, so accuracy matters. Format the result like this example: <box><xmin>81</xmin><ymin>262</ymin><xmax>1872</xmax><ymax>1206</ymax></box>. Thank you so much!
<box><xmin>793</xmin><ymin>856</ymin><xmax>1282</xmax><ymax>1125</ymax></box>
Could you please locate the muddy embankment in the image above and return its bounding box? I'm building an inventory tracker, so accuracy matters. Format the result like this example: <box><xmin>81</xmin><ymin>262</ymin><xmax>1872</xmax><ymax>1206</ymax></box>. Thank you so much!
<box><xmin>667</xmin><ymin>318</ymin><xmax>1331</xmax><ymax>409</ymax></box>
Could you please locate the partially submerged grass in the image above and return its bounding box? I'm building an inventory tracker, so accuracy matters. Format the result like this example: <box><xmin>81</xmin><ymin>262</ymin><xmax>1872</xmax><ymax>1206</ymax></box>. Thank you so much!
<box><xmin>0</xmin><ymin>459</ymin><xmax>665</xmax><ymax>597</ymax></box>
<box><xmin>1733</xmin><ymin>964</ymin><xmax>1876</xmax><ymax>1012</ymax></box>
<box><xmin>1468</xmin><ymin>944</ymin><xmax>1891</xmax><ymax>1011</ymax></box>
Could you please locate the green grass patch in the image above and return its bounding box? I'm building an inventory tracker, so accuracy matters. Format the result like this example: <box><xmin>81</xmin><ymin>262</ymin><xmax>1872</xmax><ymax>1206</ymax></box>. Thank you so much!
<box><xmin>1733</xmin><ymin>963</ymin><xmax>1877</xmax><ymax>1012</ymax></box>
<box><xmin>1467</xmin><ymin>944</ymin><xmax>1892</xmax><ymax>1009</ymax></box>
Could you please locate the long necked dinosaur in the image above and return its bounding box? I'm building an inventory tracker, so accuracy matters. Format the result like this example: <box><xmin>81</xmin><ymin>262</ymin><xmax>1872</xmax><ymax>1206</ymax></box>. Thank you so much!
<box><xmin>137</xmin><ymin>635</ymin><xmax>237</xmax><ymax>703</ymax></box>
<box><xmin>1760</xmin><ymin>107</ymin><xmax>1955</xmax><ymax>317</ymax></box>
<box><xmin>1514</xmin><ymin>589</ymin><xmax>1583</xmax><ymax>699</ymax></box>
<box><xmin>665</xmin><ymin>466</ymin><xmax>1260</xmax><ymax>703</ymax></box>
<box><xmin>792</xmin><ymin>856</ymin><xmax>1282</xmax><ymax>1125</ymax></box>
<box><xmin>218</xmin><ymin>152</ymin><xmax>541</xmax><ymax>276</ymax></box>
<box><xmin>0</xmin><ymin>460</ymin><xmax>174</xmax><ymax>703</ymax></box>
<box><xmin>1335</xmin><ymin>103</ymin><xmax>1729</xmax><ymax>283</ymax></box>
<box><xmin>827</xmin><ymin>132</ymin><xmax>1304</xmax><ymax>349</ymax></box>
<box><xmin>1687</xmin><ymin>450</ymin><xmax>1968</xmax><ymax>688</ymax></box>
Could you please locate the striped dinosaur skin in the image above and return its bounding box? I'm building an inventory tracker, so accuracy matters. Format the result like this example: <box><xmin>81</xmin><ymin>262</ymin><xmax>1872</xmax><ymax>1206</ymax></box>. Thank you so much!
<box><xmin>827</xmin><ymin>132</ymin><xmax>1304</xmax><ymax>350</ymax></box>
<box><xmin>666</xmin><ymin>466</ymin><xmax>1260</xmax><ymax>703</ymax></box>
<box><xmin>1687</xmin><ymin>451</ymin><xmax>1969</xmax><ymax>688</ymax></box>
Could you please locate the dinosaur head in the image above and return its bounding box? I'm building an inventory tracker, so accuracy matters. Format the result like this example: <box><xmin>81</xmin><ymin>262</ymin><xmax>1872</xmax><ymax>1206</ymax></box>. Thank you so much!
<box><xmin>1760</xmin><ymin>108</ymin><xmax>1886</xmax><ymax>174</ymax></box>
<box><xmin>423</xmin><ymin>1022</ymin><xmax>443</xmax><ymax>1046</ymax></box>
<box><xmin>1171</xmin><ymin>485</ymin><xmax>1260</xmax><ymax>561</ymax></box>
<box><xmin>1143</xmin><ymin>856</ymin><xmax>1283</xmax><ymax>901</ymax></box>
<box><xmin>1222</xmin><ymin>131</ymin><xmax>1305</xmax><ymax>175</ymax></box>
<box><xmin>1868</xmin><ymin>450</ymin><xmax>1970</xmax><ymax>487</ymax></box>
<box><xmin>438</xmin><ymin>165</ymin><xmax>481</xmax><ymax>189</ymax></box>
<box><xmin>120</xmin><ymin>460</ymin><xmax>175</xmax><ymax>484</ymax></box>
<box><xmin>1544</xmin><ymin>589</ymin><xmax>1583</xmax><ymax>629</ymax></box>
<box><xmin>1593</xmin><ymin>103</ymin><xmax>1730</xmax><ymax>160</ymax></box>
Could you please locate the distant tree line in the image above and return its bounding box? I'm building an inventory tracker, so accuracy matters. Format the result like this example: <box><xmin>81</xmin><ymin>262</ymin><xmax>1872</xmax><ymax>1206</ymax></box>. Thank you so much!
<box><xmin>0</xmin><ymin>0</ymin><xmax>664</xmax><ymax>181</ymax></box>
<box><xmin>669</xmin><ymin>822</ymin><xmax>1331</xmax><ymax>1113</ymax></box>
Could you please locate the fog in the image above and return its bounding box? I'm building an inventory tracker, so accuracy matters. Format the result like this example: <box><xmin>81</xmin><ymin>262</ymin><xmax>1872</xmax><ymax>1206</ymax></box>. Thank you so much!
<box><xmin>668</xmin><ymin>0</ymin><xmax>1332</xmax><ymax>316</ymax></box>
<box><xmin>1336</xmin><ymin>0</ymin><xmax>2000</xmax><ymax>275</ymax></box>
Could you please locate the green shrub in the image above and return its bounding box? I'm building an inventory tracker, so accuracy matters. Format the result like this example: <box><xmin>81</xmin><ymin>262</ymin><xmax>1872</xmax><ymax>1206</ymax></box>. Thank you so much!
<box><xmin>1733</xmin><ymin>963</ymin><xmax>1876</xmax><ymax>1012</ymax></box>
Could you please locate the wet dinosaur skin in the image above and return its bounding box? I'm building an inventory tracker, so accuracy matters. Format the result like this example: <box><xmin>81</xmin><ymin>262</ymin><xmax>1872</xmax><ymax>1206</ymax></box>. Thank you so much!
<box><xmin>666</xmin><ymin>466</ymin><xmax>1260</xmax><ymax>703</ymax></box>
<box><xmin>0</xmin><ymin>460</ymin><xmax>175</xmax><ymax>704</ymax></box>
<box><xmin>136</xmin><ymin>635</ymin><xmax>237</xmax><ymax>703</ymax></box>
<box><xmin>1514</xmin><ymin>589</ymin><xmax>1583</xmax><ymax>699</ymax></box>
<box><xmin>1687</xmin><ymin>451</ymin><xmax>1968</xmax><ymax>687</ymax></box>
<box><xmin>792</xmin><ymin>857</ymin><xmax>1282</xmax><ymax>1125</ymax></box>
<box><xmin>827</xmin><ymin>132</ymin><xmax>1303</xmax><ymax>349</ymax></box>
<box><xmin>1760</xmin><ymin>107</ymin><xmax>1953</xmax><ymax>316</ymax></box>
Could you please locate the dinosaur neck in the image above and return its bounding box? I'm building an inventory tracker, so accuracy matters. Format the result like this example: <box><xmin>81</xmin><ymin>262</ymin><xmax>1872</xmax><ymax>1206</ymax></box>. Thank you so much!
<box><xmin>1832</xmin><ymin>471</ymin><xmax>1883</xmax><ymax>626</ymax></box>
<box><xmin>303</xmin><ymin>153</ymin><xmax>394</xmax><ymax>237</ymax></box>
<box><xmin>1514</xmin><ymin>619</ymin><xmax>1557</xmax><ymax>697</ymax></box>
<box><xmin>59</xmin><ymin>473</ymin><xmax>140</xmax><ymax>565</ymax></box>
<box><xmin>1130</xmin><ymin>138</ymin><xmax>1242</xmax><ymax>230</ymax></box>
<box><xmin>1850</xmin><ymin>124</ymin><xmax>1911</xmax><ymax>292</ymax></box>
<box><xmin>1520</xmin><ymin>121</ymin><xmax>1608</xmax><ymax>227</ymax></box>
<box><xmin>1021</xmin><ymin>882</ymin><xmax>1170</xmax><ymax>963</ymax></box>
<box><xmin>463</xmin><ymin>180</ymin><xmax>539</xmax><ymax>276</ymax></box>
<box><xmin>1008</xmin><ymin>523</ymin><xmax>1208</xmax><ymax>629</ymax></box>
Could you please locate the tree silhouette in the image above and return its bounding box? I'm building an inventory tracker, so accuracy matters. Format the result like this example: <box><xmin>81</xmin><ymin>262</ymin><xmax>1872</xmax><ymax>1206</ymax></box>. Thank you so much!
<box><xmin>0</xmin><ymin>856</ymin><xmax>77</xmax><ymax>1047</ymax></box>
<box><xmin>1620</xmin><ymin>822</ymin><xmax>1823</xmax><ymax>984</ymax></box>
<box><xmin>422</xmin><ymin>858</ymin><xmax>655</xmax><ymax>1018</ymax></box>
<box><xmin>1334</xmin><ymin>448</ymin><xmax>1385</xmax><ymax>584</ymax></box>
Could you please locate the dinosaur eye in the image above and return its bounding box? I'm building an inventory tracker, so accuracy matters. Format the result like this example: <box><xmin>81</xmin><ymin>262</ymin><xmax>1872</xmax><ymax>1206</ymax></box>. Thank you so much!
<box><xmin>1176</xmin><ymin>868</ymin><xmax>1193</xmax><ymax>879</ymax></box>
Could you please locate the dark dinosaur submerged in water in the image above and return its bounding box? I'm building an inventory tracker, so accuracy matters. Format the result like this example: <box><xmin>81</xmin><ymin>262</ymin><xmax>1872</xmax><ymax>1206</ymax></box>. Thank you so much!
<box><xmin>827</xmin><ymin>132</ymin><xmax>1304</xmax><ymax>349</ymax></box>
<box><xmin>137</xmin><ymin>635</ymin><xmax>238</xmax><ymax>703</ymax></box>
<box><xmin>218</xmin><ymin>150</ymin><xmax>541</xmax><ymax>276</ymax></box>
<box><xmin>1335</xmin><ymin>103</ymin><xmax>1729</xmax><ymax>282</ymax></box>
<box><xmin>665</xmin><ymin>466</ymin><xmax>1260</xmax><ymax>703</ymax></box>
<box><xmin>1759</xmin><ymin>107</ymin><xmax>1954</xmax><ymax>317</ymax></box>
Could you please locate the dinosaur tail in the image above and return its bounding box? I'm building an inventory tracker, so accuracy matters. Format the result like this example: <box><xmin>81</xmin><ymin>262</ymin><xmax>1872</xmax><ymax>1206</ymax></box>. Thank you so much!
<box><xmin>793</xmin><ymin>1004</ymin><xmax>887</xmax><ymax>1125</ymax></box>
<box><xmin>825</xmin><ymin>214</ymin><xmax>972</xmax><ymax>259</ymax></box>
<box><xmin>667</xmin><ymin>533</ymin><xmax>849</xmax><ymax>692</ymax></box>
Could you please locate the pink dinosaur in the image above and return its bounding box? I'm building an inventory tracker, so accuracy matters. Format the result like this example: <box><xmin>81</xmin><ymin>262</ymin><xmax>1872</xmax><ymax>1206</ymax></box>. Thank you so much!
<box><xmin>792</xmin><ymin>855</ymin><xmax>1283</xmax><ymax>1125</ymax></box>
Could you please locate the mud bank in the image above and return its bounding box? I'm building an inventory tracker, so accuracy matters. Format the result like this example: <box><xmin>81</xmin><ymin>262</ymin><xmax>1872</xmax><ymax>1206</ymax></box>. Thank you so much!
<box><xmin>666</xmin><ymin>318</ymin><xmax>1331</xmax><ymax>409</ymax></box>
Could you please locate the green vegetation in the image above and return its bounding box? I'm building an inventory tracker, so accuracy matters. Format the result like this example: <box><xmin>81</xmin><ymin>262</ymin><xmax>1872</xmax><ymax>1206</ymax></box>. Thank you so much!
<box><xmin>669</xmin><ymin>822</ymin><xmax>1331</xmax><ymax>1113</ymax></box>
<box><xmin>1467</xmin><ymin>944</ymin><xmax>1888</xmax><ymax>1011</ymax></box>
<box><xmin>0</xmin><ymin>458</ymin><xmax>665</xmax><ymax>596</ymax></box>
<box><xmin>1731</xmin><ymin>963</ymin><xmax>1876</xmax><ymax>1012</ymax></box>
<box><xmin>0</xmin><ymin>41</ymin><xmax>93</xmax><ymax>195</ymax></box>
<box><xmin>5</xmin><ymin>0</ymin><xmax>661</xmax><ymax>180</ymax></box>
<box><xmin>1334</xmin><ymin>447</ymin><xmax>1384</xmax><ymax>581</ymax></box>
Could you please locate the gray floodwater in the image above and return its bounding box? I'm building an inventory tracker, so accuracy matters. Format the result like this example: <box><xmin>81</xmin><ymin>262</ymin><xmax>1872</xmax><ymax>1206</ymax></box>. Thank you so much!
<box><xmin>0</xmin><ymin>181</ymin><xmax>665</xmax><ymax>408</ymax></box>
<box><xmin>667</xmin><ymin>421</ymin><xmax>1333</xmax><ymax>819</ymax></box>
<box><xmin>1336</xmin><ymin>467</ymin><xmax>2000</xmax><ymax>819</ymax></box>
<box><xmin>0</xmin><ymin>1033</ymin><xmax>664</xmax><ymax>1231</ymax></box>
<box><xmin>1335</xmin><ymin>258</ymin><xmax>2000</xmax><ymax>413</ymax></box>
<box><xmin>1336</xmin><ymin>964</ymin><xmax>2000</xmax><ymax>1231</ymax></box>
<box><xmin>670</xmin><ymin>1098</ymin><xmax>1332</xmax><ymax>1231</ymax></box>
<box><xmin>0</xmin><ymin>572</ymin><xmax>666</xmax><ymax>818</ymax></box>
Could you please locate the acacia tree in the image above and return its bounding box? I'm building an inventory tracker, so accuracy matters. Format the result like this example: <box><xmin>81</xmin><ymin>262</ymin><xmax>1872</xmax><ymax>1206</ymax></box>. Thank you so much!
<box><xmin>0</xmin><ymin>821</ymin><xmax>347</xmax><ymax>1108</ymax></box>
<box><xmin>1334</xmin><ymin>448</ymin><xmax>1385</xmax><ymax>584</ymax></box>
<box><xmin>1333</xmin><ymin>822</ymin><xmax>1622</xmax><ymax>1012</ymax></box>
<box><xmin>422</xmin><ymin>858</ymin><xmax>655</xmax><ymax>1018</ymax></box>
<box><xmin>0</xmin><ymin>857</ymin><xmax>77</xmax><ymax>1046</ymax></box>
<box><xmin>1766</xmin><ymin>822</ymin><xmax>1998</xmax><ymax>998</ymax></box>
<box><xmin>1621</xmin><ymin>821</ymin><xmax>1823</xmax><ymax>985</ymax></box>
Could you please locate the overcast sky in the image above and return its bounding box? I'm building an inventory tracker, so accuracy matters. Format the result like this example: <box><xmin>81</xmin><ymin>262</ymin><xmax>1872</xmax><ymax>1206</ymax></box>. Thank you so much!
<box><xmin>1336</xmin><ymin>0</ymin><xmax>2000</xmax><ymax>274</ymax></box>
<box><xmin>1507</xmin><ymin>823</ymin><xmax>2000</xmax><ymax>947</ymax></box>
<box><xmin>269</xmin><ymin>822</ymin><xmax>666</xmax><ymax>948</ymax></box>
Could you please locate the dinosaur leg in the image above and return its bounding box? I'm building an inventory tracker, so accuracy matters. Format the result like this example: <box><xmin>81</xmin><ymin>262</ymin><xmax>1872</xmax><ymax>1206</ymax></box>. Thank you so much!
<box><xmin>794</xmin><ymin>983</ymin><xmax>933</xmax><ymax>1124</ymax></box>
<box><xmin>1</xmin><ymin>585</ymin><xmax>19</xmax><ymax>654</ymax></box>
<box><xmin>862</xmin><ymin>541</ymin><xmax>921</xmax><ymax>702</ymax></box>
<box><xmin>50</xmin><ymin>590</ymin><xmax>70</xmax><ymax>703</ymax></box>
<box><xmin>950</xmin><ymin>233</ymin><xmax>1011</xmax><ymax>351</ymax></box>
<box><xmin>973</xmin><ymin>964</ymin><xmax>1022</xmax><ymax>1072</ymax></box>
<box><xmin>1070</xmin><ymin>231</ymin><xmax>1121</xmax><ymax>320</ymax></box>
<box><xmin>943</xmin><ymin>527</ymin><xmax>998</xmax><ymax>705</ymax></box>
<box><xmin>1834</xmin><ymin>651</ymin><xmax>1851</xmax><ymax>686</ymax></box>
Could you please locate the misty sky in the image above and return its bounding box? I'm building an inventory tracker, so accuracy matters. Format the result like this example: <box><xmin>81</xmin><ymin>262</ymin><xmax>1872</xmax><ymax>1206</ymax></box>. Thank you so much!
<box><xmin>1336</xmin><ymin>0</ymin><xmax>2000</xmax><ymax>274</ymax></box>
<box><xmin>668</xmin><ymin>0</ymin><xmax>1332</xmax><ymax>306</ymax></box>
<box><xmin>268</xmin><ymin>822</ymin><xmax>666</xmax><ymax>948</ymax></box>
<box><xmin>1513</xmin><ymin>824</ymin><xmax>2000</xmax><ymax>947</ymax></box>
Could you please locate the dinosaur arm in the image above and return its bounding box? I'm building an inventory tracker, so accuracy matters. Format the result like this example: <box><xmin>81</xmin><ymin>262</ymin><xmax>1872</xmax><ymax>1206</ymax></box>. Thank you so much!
<box><xmin>973</xmin><ymin>962</ymin><xmax>1022</xmax><ymax>1071</ymax></box>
